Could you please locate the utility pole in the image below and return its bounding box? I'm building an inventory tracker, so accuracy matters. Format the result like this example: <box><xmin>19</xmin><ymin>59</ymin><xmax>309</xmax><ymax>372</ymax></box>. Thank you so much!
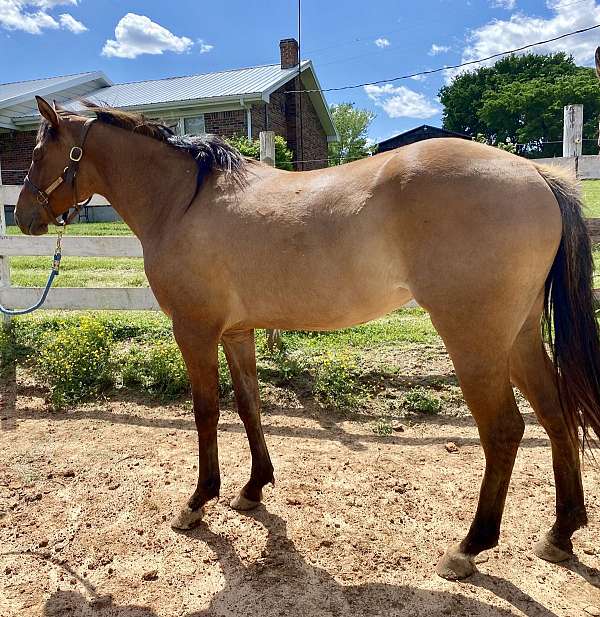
<box><xmin>297</xmin><ymin>0</ymin><xmax>304</xmax><ymax>171</ymax></box>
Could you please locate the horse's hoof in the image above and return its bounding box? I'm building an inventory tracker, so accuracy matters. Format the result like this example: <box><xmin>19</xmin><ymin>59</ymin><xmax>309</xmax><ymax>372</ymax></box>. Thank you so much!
<box><xmin>436</xmin><ymin>545</ymin><xmax>477</xmax><ymax>580</ymax></box>
<box><xmin>170</xmin><ymin>506</ymin><xmax>204</xmax><ymax>530</ymax></box>
<box><xmin>534</xmin><ymin>535</ymin><xmax>572</xmax><ymax>563</ymax></box>
<box><xmin>230</xmin><ymin>492</ymin><xmax>261</xmax><ymax>511</ymax></box>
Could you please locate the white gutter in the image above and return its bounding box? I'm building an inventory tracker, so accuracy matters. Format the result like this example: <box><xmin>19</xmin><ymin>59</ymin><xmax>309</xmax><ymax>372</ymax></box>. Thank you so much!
<box><xmin>238</xmin><ymin>97</ymin><xmax>252</xmax><ymax>140</ymax></box>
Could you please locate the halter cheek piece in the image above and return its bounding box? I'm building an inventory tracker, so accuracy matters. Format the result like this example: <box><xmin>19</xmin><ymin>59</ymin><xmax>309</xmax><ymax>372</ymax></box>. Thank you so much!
<box><xmin>23</xmin><ymin>118</ymin><xmax>95</xmax><ymax>226</ymax></box>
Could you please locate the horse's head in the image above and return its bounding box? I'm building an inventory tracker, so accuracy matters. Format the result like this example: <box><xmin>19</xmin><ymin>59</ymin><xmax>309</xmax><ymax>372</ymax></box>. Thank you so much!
<box><xmin>15</xmin><ymin>96</ymin><xmax>95</xmax><ymax>235</ymax></box>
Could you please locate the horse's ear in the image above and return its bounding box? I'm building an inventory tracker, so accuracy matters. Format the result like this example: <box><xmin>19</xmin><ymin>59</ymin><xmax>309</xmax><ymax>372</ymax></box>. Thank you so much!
<box><xmin>596</xmin><ymin>47</ymin><xmax>600</xmax><ymax>80</ymax></box>
<box><xmin>36</xmin><ymin>96</ymin><xmax>59</xmax><ymax>128</ymax></box>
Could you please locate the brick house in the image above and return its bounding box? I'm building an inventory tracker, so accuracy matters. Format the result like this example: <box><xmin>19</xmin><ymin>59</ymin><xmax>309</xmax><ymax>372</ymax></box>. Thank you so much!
<box><xmin>0</xmin><ymin>39</ymin><xmax>337</xmax><ymax>222</ymax></box>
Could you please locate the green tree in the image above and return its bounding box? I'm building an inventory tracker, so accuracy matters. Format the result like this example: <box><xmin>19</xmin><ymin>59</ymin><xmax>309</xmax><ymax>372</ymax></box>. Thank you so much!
<box><xmin>473</xmin><ymin>133</ymin><xmax>517</xmax><ymax>154</ymax></box>
<box><xmin>328</xmin><ymin>103</ymin><xmax>376</xmax><ymax>166</ymax></box>
<box><xmin>439</xmin><ymin>53</ymin><xmax>600</xmax><ymax>158</ymax></box>
<box><xmin>226</xmin><ymin>135</ymin><xmax>294</xmax><ymax>170</ymax></box>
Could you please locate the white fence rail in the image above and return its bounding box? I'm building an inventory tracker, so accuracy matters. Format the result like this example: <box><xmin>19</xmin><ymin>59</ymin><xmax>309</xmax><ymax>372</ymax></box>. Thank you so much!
<box><xmin>0</xmin><ymin>235</ymin><xmax>159</xmax><ymax>313</ymax></box>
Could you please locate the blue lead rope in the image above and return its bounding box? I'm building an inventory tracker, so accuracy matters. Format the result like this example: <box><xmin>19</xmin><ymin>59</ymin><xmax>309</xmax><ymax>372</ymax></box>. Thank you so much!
<box><xmin>0</xmin><ymin>234</ymin><xmax>62</xmax><ymax>316</ymax></box>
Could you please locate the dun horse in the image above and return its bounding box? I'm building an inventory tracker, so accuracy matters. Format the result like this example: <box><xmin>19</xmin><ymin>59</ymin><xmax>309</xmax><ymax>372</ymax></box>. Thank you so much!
<box><xmin>14</xmin><ymin>92</ymin><xmax>600</xmax><ymax>580</ymax></box>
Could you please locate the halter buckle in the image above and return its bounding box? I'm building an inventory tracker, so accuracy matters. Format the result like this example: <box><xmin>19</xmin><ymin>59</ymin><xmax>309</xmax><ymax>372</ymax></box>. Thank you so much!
<box><xmin>69</xmin><ymin>146</ymin><xmax>83</xmax><ymax>162</ymax></box>
<box><xmin>36</xmin><ymin>192</ymin><xmax>49</xmax><ymax>205</ymax></box>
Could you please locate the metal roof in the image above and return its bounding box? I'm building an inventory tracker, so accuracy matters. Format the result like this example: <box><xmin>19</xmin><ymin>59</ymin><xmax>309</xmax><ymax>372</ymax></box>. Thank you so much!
<box><xmin>74</xmin><ymin>63</ymin><xmax>310</xmax><ymax>109</ymax></box>
<box><xmin>0</xmin><ymin>72</ymin><xmax>111</xmax><ymax>107</ymax></box>
<box><xmin>0</xmin><ymin>61</ymin><xmax>337</xmax><ymax>139</ymax></box>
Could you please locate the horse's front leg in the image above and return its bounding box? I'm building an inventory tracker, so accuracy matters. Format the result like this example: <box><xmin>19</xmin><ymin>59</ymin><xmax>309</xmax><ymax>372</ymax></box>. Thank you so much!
<box><xmin>222</xmin><ymin>329</ymin><xmax>274</xmax><ymax>510</ymax></box>
<box><xmin>170</xmin><ymin>319</ymin><xmax>221</xmax><ymax>530</ymax></box>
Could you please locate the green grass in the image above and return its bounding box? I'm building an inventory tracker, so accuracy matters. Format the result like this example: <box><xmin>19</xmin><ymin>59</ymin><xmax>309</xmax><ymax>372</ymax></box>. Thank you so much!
<box><xmin>12</xmin><ymin>308</ymin><xmax>437</xmax><ymax>350</ymax></box>
<box><xmin>6</xmin><ymin>222</ymin><xmax>145</xmax><ymax>287</ymax></box>
<box><xmin>583</xmin><ymin>180</ymin><xmax>600</xmax><ymax>218</ymax></box>
<box><xmin>10</xmin><ymin>256</ymin><xmax>146</xmax><ymax>287</ymax></box>
<box><xmin>282</xmin><ymin>309</ymin><xmax>438</xmax><ymax>351</ymax></box>
<box><xmin>6</xmin><ymin>221</ymin><xmax>133</xmax><ymax>236</ymax></box>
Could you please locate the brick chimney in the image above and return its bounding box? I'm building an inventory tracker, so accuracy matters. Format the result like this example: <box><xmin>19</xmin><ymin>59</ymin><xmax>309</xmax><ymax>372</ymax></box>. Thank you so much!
<box><xmin>280</xmin><ymin>38</ymin><xmax>299</xmax><ymax>69</ymax></box>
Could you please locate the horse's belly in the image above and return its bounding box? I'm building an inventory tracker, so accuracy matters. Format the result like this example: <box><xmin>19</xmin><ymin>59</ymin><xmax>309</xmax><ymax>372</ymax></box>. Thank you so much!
<box><xmin>241</xmin><ymin>281</ymin><xmax>413</xmax><ymax>331</ymax></box>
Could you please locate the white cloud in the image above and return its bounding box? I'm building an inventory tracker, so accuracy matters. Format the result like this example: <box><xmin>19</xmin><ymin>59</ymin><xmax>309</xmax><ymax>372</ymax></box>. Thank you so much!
<box><xmin>374</xmin><ymin>37</ymin><xmax>390</xmax><ymax>49</ymax></box>
<box><xmin>34</xmin><ymin>0</ymin><xmax>76</xmax><ymax>7</ymax></box>
<box><xmin>197</xmin><ymin>38</ymin><xmax>213</xmax><ymax>54</ymax></box>
<box><xmin>449</xmin><ymin>0</ymin><xmax>600</xmax><ymax>80</ymax></box>
<box><xmin>364</xmin><ymin>84</ymin><xmax>440</xmax><ymax>119</ymax></box>
<box><xmin>58</xmin><ymin>12</ymin><xmax>85</xmax><ymax>33</ymax></box>
<box><xmin>0</xmin><ymin>0</ymin><xmax>84</xmax><ymax>34</ymax></box>
<box><xmin>102</xmin><ymin>13</ymin><xmax>193</xmax><ymax>59</ymax></box>
<box><xmin>429</xmin><ymin>43</ymin><xmax>451</xmax><ymax>56</ymax></box>
<box><xmin>491</xmin><ymin>0</ymin><xmax>517</xmax><ymax>8</ymax></box>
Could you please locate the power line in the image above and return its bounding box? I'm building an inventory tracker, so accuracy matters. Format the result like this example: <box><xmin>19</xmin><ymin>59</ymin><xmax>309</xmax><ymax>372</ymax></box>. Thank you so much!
<box><xmin>306</xmin><ymin>0</ymin><xmax>596</xmax><ymax>63</ymax></box>
<box><xmin>288</xmin><ymin>22</ymin><xmax>600</xmax><ymax>93</ymax></box>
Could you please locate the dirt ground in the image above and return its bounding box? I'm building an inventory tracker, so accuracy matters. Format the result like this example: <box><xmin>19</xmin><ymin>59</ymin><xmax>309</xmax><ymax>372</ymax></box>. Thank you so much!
<box><xmin>1</xmin><ymin>343</ymin><xmax>599</xmax><ymax>617</ymax></box>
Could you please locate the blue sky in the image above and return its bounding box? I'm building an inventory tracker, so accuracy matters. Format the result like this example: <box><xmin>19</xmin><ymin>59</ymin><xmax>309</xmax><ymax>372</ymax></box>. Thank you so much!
<box><xmin>0</xmin><ymin>0</ymin><xmax>598</xmax><ymax>143</ymax></box>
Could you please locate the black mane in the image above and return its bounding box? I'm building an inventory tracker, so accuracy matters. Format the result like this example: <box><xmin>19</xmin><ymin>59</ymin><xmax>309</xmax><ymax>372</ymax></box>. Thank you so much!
<box><xmin>47</xmin><ymin>102</ymin><xmax>248</xmax><ymax>188</ymax></box>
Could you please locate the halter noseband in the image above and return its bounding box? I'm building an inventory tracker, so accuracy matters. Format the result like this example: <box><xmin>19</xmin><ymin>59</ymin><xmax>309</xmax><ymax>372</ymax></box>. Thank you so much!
<box><xmin>23</xmin><ymin>118</ymin><xmax>95</xmax><ymax>226</ymax></box>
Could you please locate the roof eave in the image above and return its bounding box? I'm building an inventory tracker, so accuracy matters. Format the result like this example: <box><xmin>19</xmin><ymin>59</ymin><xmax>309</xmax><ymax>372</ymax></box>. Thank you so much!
<box><xmin>300</xmin><ymin>61</ymin><xmax>338</xmax><ymax>141</ymax></box>
<box><xmin>0</xmin><ymin>71</ymin><xmax>112</xmax><ymax>111</ymax></box>
<box><xmin>115</xmin><ymin>93</ymin><xmax>265</xmax><ymax>114</ymax></box>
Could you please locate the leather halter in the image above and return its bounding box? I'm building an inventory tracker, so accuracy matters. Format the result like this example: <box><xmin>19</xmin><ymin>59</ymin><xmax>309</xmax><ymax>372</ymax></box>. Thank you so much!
<box><xmin>23</xmin><ymin>118</ymin><xmax>95</xmax><ymax>226</ymax></box>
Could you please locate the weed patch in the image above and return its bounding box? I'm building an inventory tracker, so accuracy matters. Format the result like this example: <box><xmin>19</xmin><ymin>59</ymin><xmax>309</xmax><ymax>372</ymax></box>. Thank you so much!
<box><xmin>122</xmin><ymin>341</ymin><xmax>188</xmax><ymax>399</ymax></box>
<box><xmin>37</xmin><ymin>317</ymin><xmax>114</xmax><ymax>408</ymax></box>
<box><xmin>403</xmin><ymin>387</ymin><xmax>441</xmax><ymax>414</ymax></box>
<box><xmin>312</xmin><ymin>350</ymin><xmax>367</xmax><ymax>410</ymax></box>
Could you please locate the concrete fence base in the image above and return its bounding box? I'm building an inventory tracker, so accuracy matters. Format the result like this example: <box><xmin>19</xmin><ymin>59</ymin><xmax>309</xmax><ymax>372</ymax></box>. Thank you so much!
<box><xmin>535</xmin><ymin>155</ymin><xmax>600</xmax><ymax>180</ymax></box>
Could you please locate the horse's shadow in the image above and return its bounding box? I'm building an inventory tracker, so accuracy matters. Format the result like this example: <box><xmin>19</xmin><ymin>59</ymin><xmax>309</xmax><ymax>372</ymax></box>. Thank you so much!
<box><xmin>41</xmin><ymin>508</ymin><xmax>559</xmax><ymax>617</ymax></box>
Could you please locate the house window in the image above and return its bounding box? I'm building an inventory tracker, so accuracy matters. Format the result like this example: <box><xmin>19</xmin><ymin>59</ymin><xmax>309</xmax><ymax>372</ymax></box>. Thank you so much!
<box><xmin>184</xmin><ymin>115</ymin><xmax>206</xmax><ymax>136</ymax></box>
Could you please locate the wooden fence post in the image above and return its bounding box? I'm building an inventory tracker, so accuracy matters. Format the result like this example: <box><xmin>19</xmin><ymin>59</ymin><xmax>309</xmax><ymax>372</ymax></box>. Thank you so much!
<box><xmin>259</xmin><ymin>131</ymin><xmax>282</xmax><ymax>352</ymax></box>
<box><xmin>563</xmin><ymin>104</ymin><xmax>583</xmax><ymax>159</ymax></box>
<box><xmin>0</xmin><ymin>156</ymin><xmax>11</xmax><ymax>328</ymax></box>
<box><xmin>260</xmin><ymin>131</ymin><xmax>275</xmax><ymax>167</ymax></box>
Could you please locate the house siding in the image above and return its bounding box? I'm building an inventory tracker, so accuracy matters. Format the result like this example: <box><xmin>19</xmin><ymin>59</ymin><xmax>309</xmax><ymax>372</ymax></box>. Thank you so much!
<box><xmin>0</xmin><ymin>130</ymin><xmax>36</xmax><ymax>184</ymax></box>
<box><xmin>250</xmin><ymin>80</ymin><xmax>329</xmax><ymax>170</ymax></box>
<box><xmin>204</xmin><ymin>81</ymin><xmax>328</xmax><ymax>170</ymax></box>
<box><xmin>204</xmin><ymin>109</ymin><xmax>247</xmax><ymax>139</ymax></box>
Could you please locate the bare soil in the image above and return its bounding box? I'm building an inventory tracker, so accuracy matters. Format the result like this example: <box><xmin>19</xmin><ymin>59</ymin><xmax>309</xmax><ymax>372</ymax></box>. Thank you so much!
<box><xmin>1</xmin><ymin>343</ymin><xmax>599</xmax><ymax>617</ymax></box>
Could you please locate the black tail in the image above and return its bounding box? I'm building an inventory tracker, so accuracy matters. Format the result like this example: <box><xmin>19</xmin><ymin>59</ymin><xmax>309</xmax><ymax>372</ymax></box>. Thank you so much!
<box><xmin>537</xmin><ymin>165</ymin><xmax>600</xmax><ymax>451</ymax></box>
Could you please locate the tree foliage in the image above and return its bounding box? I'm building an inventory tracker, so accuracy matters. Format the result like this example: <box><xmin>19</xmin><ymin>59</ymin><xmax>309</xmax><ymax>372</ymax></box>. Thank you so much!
<box><xmin>439</xmin><ymin>53</ymin><xmax>600</xmax><ymax>158</ymax></box>
<box><xmin>328</xmin><ymin>103</ymin><xmax>376</xmax><ymax>166</ymax></box>
<box><xmin>226</xmin><ymin>135</ymin><xmax>294</xmax><ymax>170</ymax></box>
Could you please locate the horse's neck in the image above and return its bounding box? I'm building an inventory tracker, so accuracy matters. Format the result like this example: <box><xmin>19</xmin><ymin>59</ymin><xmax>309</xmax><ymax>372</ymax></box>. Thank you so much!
<box><xmin>88</xmin><ymin>125</ymin><xmax>197</xmax><ymax>241</ymax></box>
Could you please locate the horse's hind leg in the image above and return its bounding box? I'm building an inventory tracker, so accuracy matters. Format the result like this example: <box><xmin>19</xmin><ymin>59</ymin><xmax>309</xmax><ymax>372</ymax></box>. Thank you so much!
<box><xmin>510</xmin><ymin>302</ymin><xmax>587</xmax><ymax>562</ymax></box>
<box><xmin>430</xmin><ymin>313</ymin><xmax>525</xmax><ymax>580</ymax></box>
<box><xmin>222</xmin><ymin>329</ymin><xmax>275</xmax><ymax>510</ymax></box>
